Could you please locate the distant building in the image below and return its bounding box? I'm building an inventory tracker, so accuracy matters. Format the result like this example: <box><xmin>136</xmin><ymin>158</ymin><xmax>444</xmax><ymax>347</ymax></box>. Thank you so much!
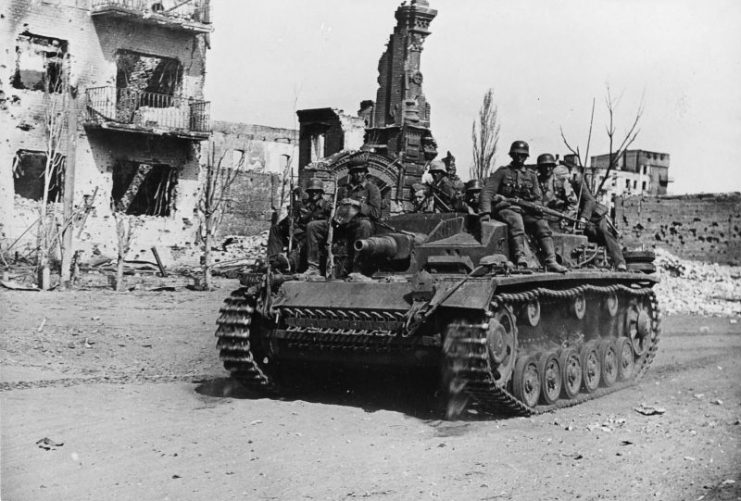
<box><xmin>588</xmin><ymin>149</ymin><xmax>671</xmax><ymax>197</ymax></box>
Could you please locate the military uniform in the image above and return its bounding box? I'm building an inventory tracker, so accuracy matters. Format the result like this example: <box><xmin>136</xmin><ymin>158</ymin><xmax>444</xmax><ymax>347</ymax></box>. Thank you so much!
<box><xmin>305</xmin><ymin>179</ymin><xmax>382</xmax><ymax>271</ymax></box>
<box><xmin>267</xmin><ymin>194</ymin><xmax>331</xmax><ymax>269</ymax></box>
<box><xmin>429</xmin><ymin>176</ymin><xmax>457</xmax><ymax>212</ymax></box>
<box><xmin>479</xmin><ymin>163</ymin><xmax>563</xmax><ymax>269</ymax></box>
<box><xmin>540</xmin><ymin>169</ymin><xmax>625</xmax><ymax>269</ymax></box>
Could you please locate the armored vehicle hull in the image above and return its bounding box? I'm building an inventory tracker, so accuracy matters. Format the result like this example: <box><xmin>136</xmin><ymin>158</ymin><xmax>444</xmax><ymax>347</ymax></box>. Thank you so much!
<box><xmin>215</xmin><ymin>213</ymin><xmax>660</xmax><ymax>417</ymax></box>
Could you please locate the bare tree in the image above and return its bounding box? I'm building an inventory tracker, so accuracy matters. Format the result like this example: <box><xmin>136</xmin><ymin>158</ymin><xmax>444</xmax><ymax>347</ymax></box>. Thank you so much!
<box><xmin>112</xmin><ymin>212</ymin><xmax>140</xmax><ymax>291</ymax></box>
<box><xmin>561</xmin><ymin>85</ymin><xmax>644</xmax><ymax>197</ymax></box>
<box><xmin>198</xmin><ymin>143</ymin><xmax>248</xmax><ymax>290</ymax></box>
<box><xmin>470</xmin><ymin>88</ymin><xmax>501</xmax><ymax>181</ymax></box>
<box><xmin>36</xmin><ymin>61</ymin><xmax>69</xmax><ymax>289</ymax></box>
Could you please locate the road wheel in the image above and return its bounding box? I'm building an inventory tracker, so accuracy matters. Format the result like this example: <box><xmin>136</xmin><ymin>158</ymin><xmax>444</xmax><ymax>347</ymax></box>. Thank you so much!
<box><xmin>581</xmin><ymin>341</ymin><xmax>601</xmax><ymax>393</ymax></box>
<box><xmin>538</xmin><ymin>351</ymin><xmax>562</xmax><ymax>405</ymax></box>
<box><xmin>512</xmin><ymin>356</ymin><xmax>541</xmax><ymax>408</ymax></box>
<box><xmin>559</xmin><ymin>348</ymin><xmax>582</xmax><ymax>399</ymax></box>
<box><xmin>600</xmin><ymin>339</ymin><xmax>618</xmax><ymax>387</ymax></box>
<box><xmin>616</xmin><ymin>337</ymin><xmax>635</xmax><ymax>381</ymax></box>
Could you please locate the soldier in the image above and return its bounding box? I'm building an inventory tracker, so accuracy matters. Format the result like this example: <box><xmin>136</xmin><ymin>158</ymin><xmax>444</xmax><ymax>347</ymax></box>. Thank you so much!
<box><xmin>427</xmin><ymin>160</ymin><xmax>457</xmax><ymax>212</ymax></box>
<box><xmin>411</xmin><ymin>183</ymin><xmax>434</xmax><ymax>213</ymax></box>
<box><xmin>304</xmin><ymin>155</ymin><xmax>382</xmax><ymax>276</ymax></box>
<box><xmin>267</xmin><ymin>178</ymin><xmax>330</xmax><ymax>272</ymax></box>
<box><xmin>479</xmin><ymin>140</ymin><xmax>568</xmax><ymax>273</ymax></box>
<box><xmin>455</xmin><ymin>179</ymin><xmax>483</xmax><ymax>214</ymax></box>
<box><xmin>536</xmin><ymin>154</ymin><xmax>627</xmax><ymax>271</ymax></box>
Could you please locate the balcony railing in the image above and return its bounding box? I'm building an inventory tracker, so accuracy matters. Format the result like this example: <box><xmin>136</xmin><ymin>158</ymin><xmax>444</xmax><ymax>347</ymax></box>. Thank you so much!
<box><xmin>91</xmin><ymin>0</ymin><xmax>212</xmax><ymax>33</ymax></box>
<box><xmin>85</xmin><ymin>86</ymin><xmax>211</xmax><ymax>137</ymax></box>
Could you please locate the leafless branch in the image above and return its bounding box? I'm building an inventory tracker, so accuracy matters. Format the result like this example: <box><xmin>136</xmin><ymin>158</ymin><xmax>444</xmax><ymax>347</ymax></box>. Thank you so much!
<box><xmin>470</xmin><ymin>88</ymin><xmax>501</xmax><ymax>180</ymax></box>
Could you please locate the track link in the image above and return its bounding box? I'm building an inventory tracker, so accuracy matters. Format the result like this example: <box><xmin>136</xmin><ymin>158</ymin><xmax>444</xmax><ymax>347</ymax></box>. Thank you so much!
<box><xmin>215</xmin><ymin>288</ymin><xmax>275</xmax><ymax>393</ymax></box>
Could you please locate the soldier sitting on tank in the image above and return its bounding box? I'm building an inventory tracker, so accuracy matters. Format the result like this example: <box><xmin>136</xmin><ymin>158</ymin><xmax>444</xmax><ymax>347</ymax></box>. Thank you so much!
<box><xmin>478</xmin><ymin>140</ymin><xmax>568</xmax><ymax>273</ymax></box>
<box><xmin>536</xmin><ymin>154</ymin><xmax>627</xmax><ymax>271</ymax></box>
<box><xmin>454</xmin><ymin>179</ymin><xmax>483</xmax><ymax>215</ymax></box>
<box><xmin>267</xmin><ymin>178</ymin><xmax>330</xmax><ymax>272</ymax></box>
<box><xmin>304</xmin><ymin>156</ymin><xmax>382</xmax><ymax>276</ymax></box>
<box><xmin>411</xmin><ymin>183</ymin><xmax>435</xmax><ymax>213</ymax></box>
<box><xmin>426</xmin><ymin>160</ymin><xmax>458</xmax><ymax>212</ymax></box>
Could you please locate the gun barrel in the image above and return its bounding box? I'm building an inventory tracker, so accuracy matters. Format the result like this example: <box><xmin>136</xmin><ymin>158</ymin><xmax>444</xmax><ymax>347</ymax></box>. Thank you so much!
<box><xmin>355</xmin><ymin>233</ymin><xmax>414</xmax><ymax>260</ymax></box>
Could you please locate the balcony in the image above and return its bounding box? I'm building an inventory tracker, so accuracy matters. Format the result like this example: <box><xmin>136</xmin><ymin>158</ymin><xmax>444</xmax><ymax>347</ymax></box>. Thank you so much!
<box><xmin>91</xmin><ymin>0</ymin><xmax>212</xmax><ymax>34</ymax></box>
<box><xmin>84</xmin><ymin>86</ymin><xmax>211</xmax><ymax>140</ymax></box>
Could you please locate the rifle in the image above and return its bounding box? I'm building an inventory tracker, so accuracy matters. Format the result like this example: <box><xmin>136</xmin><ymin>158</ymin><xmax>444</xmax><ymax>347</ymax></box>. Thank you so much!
<box><xmin>325</xmin><ymin>175</ymin><xmax>340</xmax><ymax>279</ymax></box>
<box><xmin>497</xmin><ymin>196</ymin><xmax>580</xmax><ymax>225</ymax></box>
<box><xmin>425</xmin><ymin>181</ymin><xmax>454</xmax><ymax>212</ymax></box>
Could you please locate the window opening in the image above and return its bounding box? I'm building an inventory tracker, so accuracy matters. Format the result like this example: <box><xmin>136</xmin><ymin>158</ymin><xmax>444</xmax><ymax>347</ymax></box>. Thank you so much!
<box><xmin>111</xmin><ymin>161</ymin><xmax>177</xmax><ymax>216</ymax></box>
<box><xmin>12</xmin><ymin>150</ymin><xmax>65</xmax><ymax>202</ymax></box>
<box><xmin>12</xmin><ymin>32</ymin><xmax>67</xmax><ymax>92</ymax></box>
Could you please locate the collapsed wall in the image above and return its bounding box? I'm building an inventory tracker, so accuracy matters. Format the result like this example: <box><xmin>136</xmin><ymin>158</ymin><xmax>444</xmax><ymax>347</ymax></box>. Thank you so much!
<box><xmin>614</xmin><ymin>193</ymin><xmax>741</xmax><ymax>265</ymax></box>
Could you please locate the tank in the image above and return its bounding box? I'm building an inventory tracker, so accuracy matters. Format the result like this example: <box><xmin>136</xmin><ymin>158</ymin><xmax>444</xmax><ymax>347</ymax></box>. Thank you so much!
<box><xmin>214</xmin><ymin>204</ymin><xmax>661</xmax><ymax>418</ymax></box>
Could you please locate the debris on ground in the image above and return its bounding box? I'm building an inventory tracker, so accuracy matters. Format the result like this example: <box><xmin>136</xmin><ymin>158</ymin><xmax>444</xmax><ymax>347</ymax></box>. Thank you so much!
<box><xmin>634</xmin><ymin>404</ymin><xmax>667</xmax><ymax>416</ymax></box>
<box><xmin>654</xmin><ymin>248</ymin><xmax>741</xmax><ymax>316</ymax></box>
<box><xmin>36</xmin><ymin>437</ymin><xmax>64</xmax><ymax>450</ymax></box>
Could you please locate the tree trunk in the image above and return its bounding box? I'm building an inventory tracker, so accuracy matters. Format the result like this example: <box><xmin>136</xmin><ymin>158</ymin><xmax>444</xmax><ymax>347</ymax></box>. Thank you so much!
<box><xmin>203</xmin><ymin>214</ymin><xmax>213</xmax><ymax>290</ymax></box>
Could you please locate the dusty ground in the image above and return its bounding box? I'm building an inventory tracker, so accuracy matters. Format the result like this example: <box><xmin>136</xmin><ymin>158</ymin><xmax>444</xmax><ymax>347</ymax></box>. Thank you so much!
<box><xmin>1</xmin><ymin>283</ymin><xmax>740</xmax><ymax>501</ymax></box>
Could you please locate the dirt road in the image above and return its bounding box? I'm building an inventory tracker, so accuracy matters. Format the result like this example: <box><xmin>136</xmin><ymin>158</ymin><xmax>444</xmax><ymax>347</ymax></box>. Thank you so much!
<box><xmin>2</xmin><ymin>286</ymin><xmax>740</xmax><ymax>500</ymax></box>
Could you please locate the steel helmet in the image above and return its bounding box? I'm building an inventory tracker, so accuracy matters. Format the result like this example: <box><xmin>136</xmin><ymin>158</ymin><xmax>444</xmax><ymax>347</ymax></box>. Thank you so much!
<box><xmin>537</xmin><ymin>153</ymin><xmax>557</xmax><ymax>167</ymax></box>
<box><xmin>509</xmin><ymin>140</ymin><xmax>530</xmax><ymax>156</ymax></box>
<box><xmin>428</xmin><ymin>160</ymin><xmax>447</xmax><ymax>174</ymax></box>
<box><xmin>306</xmin><ymin>178</ymin><xmax>324</xmax><ymax>192</ymax></box>
<box><xmin>465</xmin><ymin>179</ymin><xmax>483</xmax><ymax>192</ymax></box>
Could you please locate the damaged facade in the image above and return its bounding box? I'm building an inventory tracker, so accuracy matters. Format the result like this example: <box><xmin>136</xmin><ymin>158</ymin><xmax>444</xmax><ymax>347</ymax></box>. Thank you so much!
<box><xmin>615</xmin><ymin>192</ymin><xmax>741</xmax><ymax>265</ymax></box>
<box><xmin>0</xmin><ymin>1</ymin><xmax>298</xmax><ymax>267</ymax></box>
<box><xmin>297</xmin><ymin>0</ymin><xmax>439</xmax><ymax>213</ymax></box>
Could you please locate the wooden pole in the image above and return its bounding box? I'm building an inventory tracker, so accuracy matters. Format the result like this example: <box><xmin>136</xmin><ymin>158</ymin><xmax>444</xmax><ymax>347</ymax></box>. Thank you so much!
<box><xmin>60</xmin><ymin>95</ymin><xmax>77</xmax><ymax>287</ymax></box>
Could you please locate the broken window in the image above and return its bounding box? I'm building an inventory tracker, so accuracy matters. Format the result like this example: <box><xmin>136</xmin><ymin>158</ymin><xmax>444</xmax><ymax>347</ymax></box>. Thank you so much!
<box><xmin>12</xmin><ymin>150</ymin><xmax>65</xmax><ymax>202</ymax></box>
<box><xmin>116</xmin><ymin>49</ymin><xmax>182</xmax><ymax>102</ymax></box>
<box><xmin>111</xmin><ymin>161</ymin><xmax>177</xmax><ymax>217</ymax></box>
<box><xmin>12</xmin><ymin>32</ymin><xmax>67</xmax><ymax>93</ymax></box>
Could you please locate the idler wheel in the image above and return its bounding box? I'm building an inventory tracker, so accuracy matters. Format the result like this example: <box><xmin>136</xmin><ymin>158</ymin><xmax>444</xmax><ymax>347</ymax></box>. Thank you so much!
<box><xmin>486</xmin><ymin>307</ymin><xmax>517</xmax><ymax>384</ymax></box>
<box><xmin>538</xmin><ymin>351</ymin><xmax>562</xmax><ymax>405</ymax></box>
<box><xmin>523</xmin><ymin>300</ymin><xmax>541</xmax><ymax>327</ymax></box>
<box><xmin>559</xmin><ymin>348</ymin><xmax>582</xmax><ymax>399</ymax></box>
<box><xmin>571</xmin><ymin>293</ymin><xmax>586</xmax><ymax>320</ymax></box>
<box><xmin>605</xmin><ymin>293</ymin><xmax>619</xmax><ymax>317</ymax></box>
<box><xmin>581</xmin><ymin>341</ymin><xmax>601</xmax><ymax>393</ymax></box>
<box><xmin>615</xmin><ymin>337</ymin><xmax>635</xmax><ymax>381</ymax></box>
<box><xmin>512</xmin><ymin>356</ymin><xmax>541</xmax><ymax>408</ymax></box>
<box><xmin>625</xmin><ymin>302</ymin><xmax>651</xmax><ymax>357</ymax></box>
<box><xmin>599</xmin><ymin>339</ymin><xmax>618</xmax><ymax>387</ymax></box>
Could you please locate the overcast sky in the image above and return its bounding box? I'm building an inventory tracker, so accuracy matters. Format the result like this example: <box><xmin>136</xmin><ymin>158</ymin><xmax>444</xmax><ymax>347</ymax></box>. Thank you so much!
<box><xmin>205</xmin><ymin>0</ymin><xmax>741</xmax><ymax>194</ymax></box>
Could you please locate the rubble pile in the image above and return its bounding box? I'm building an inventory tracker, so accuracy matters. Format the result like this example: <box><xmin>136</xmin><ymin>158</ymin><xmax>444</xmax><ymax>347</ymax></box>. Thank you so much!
<box><xmin>653</xmin><ymin>247</ymin><xmax>741</xmax><ymax>316</ymax></box>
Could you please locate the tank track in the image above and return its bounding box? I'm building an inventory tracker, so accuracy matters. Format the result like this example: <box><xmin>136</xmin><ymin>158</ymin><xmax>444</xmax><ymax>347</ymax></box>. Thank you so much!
<box><xmin>445</xmin><ymin>284</ymin><xmax>661</xmax><ymax>417</ymax></box>
<box><xmin>214</xmin><ymin>288</ymin><xmax>276</xmax><ymax>393</ymax></box>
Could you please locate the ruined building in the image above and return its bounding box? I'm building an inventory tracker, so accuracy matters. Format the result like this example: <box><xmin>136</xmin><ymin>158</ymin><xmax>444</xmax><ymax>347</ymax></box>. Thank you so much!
<box><xmin>297</xmin><ymin>0</ymin><xmax>439</xmax><ymax>212</ymax></box>
<box><xmin>1</xmin><ymin>1</ymin><xmax>298</xmax><ymax>266</ymax></box>
<box><xmin>589</xmin><ymin>149</ymin><xmax>671</xmax><ymax>197</ymax></box>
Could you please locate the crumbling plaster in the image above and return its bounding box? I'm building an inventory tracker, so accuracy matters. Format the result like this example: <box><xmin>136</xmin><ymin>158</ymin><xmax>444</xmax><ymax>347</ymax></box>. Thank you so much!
<box><xmin>1</xmin><ymin>0</ymin><xmax>208</xmax><ymax>266</ymax></box>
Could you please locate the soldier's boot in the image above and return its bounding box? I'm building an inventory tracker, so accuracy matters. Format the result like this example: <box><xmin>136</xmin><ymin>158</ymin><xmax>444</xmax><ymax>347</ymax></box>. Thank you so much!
<box><xmin>511</xmin><ymin>235</ymin><xmax>529</xmax><ymax>268</ymax></box>
<box><xmin>300</xmin><ymin>261</ymin><xmax>321</xmax><ymax>278</ymax></box>
<box><xmin>540</xmin><ymin>236</ymin><xmax>568</xmax><ymax>273</ymax></box>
